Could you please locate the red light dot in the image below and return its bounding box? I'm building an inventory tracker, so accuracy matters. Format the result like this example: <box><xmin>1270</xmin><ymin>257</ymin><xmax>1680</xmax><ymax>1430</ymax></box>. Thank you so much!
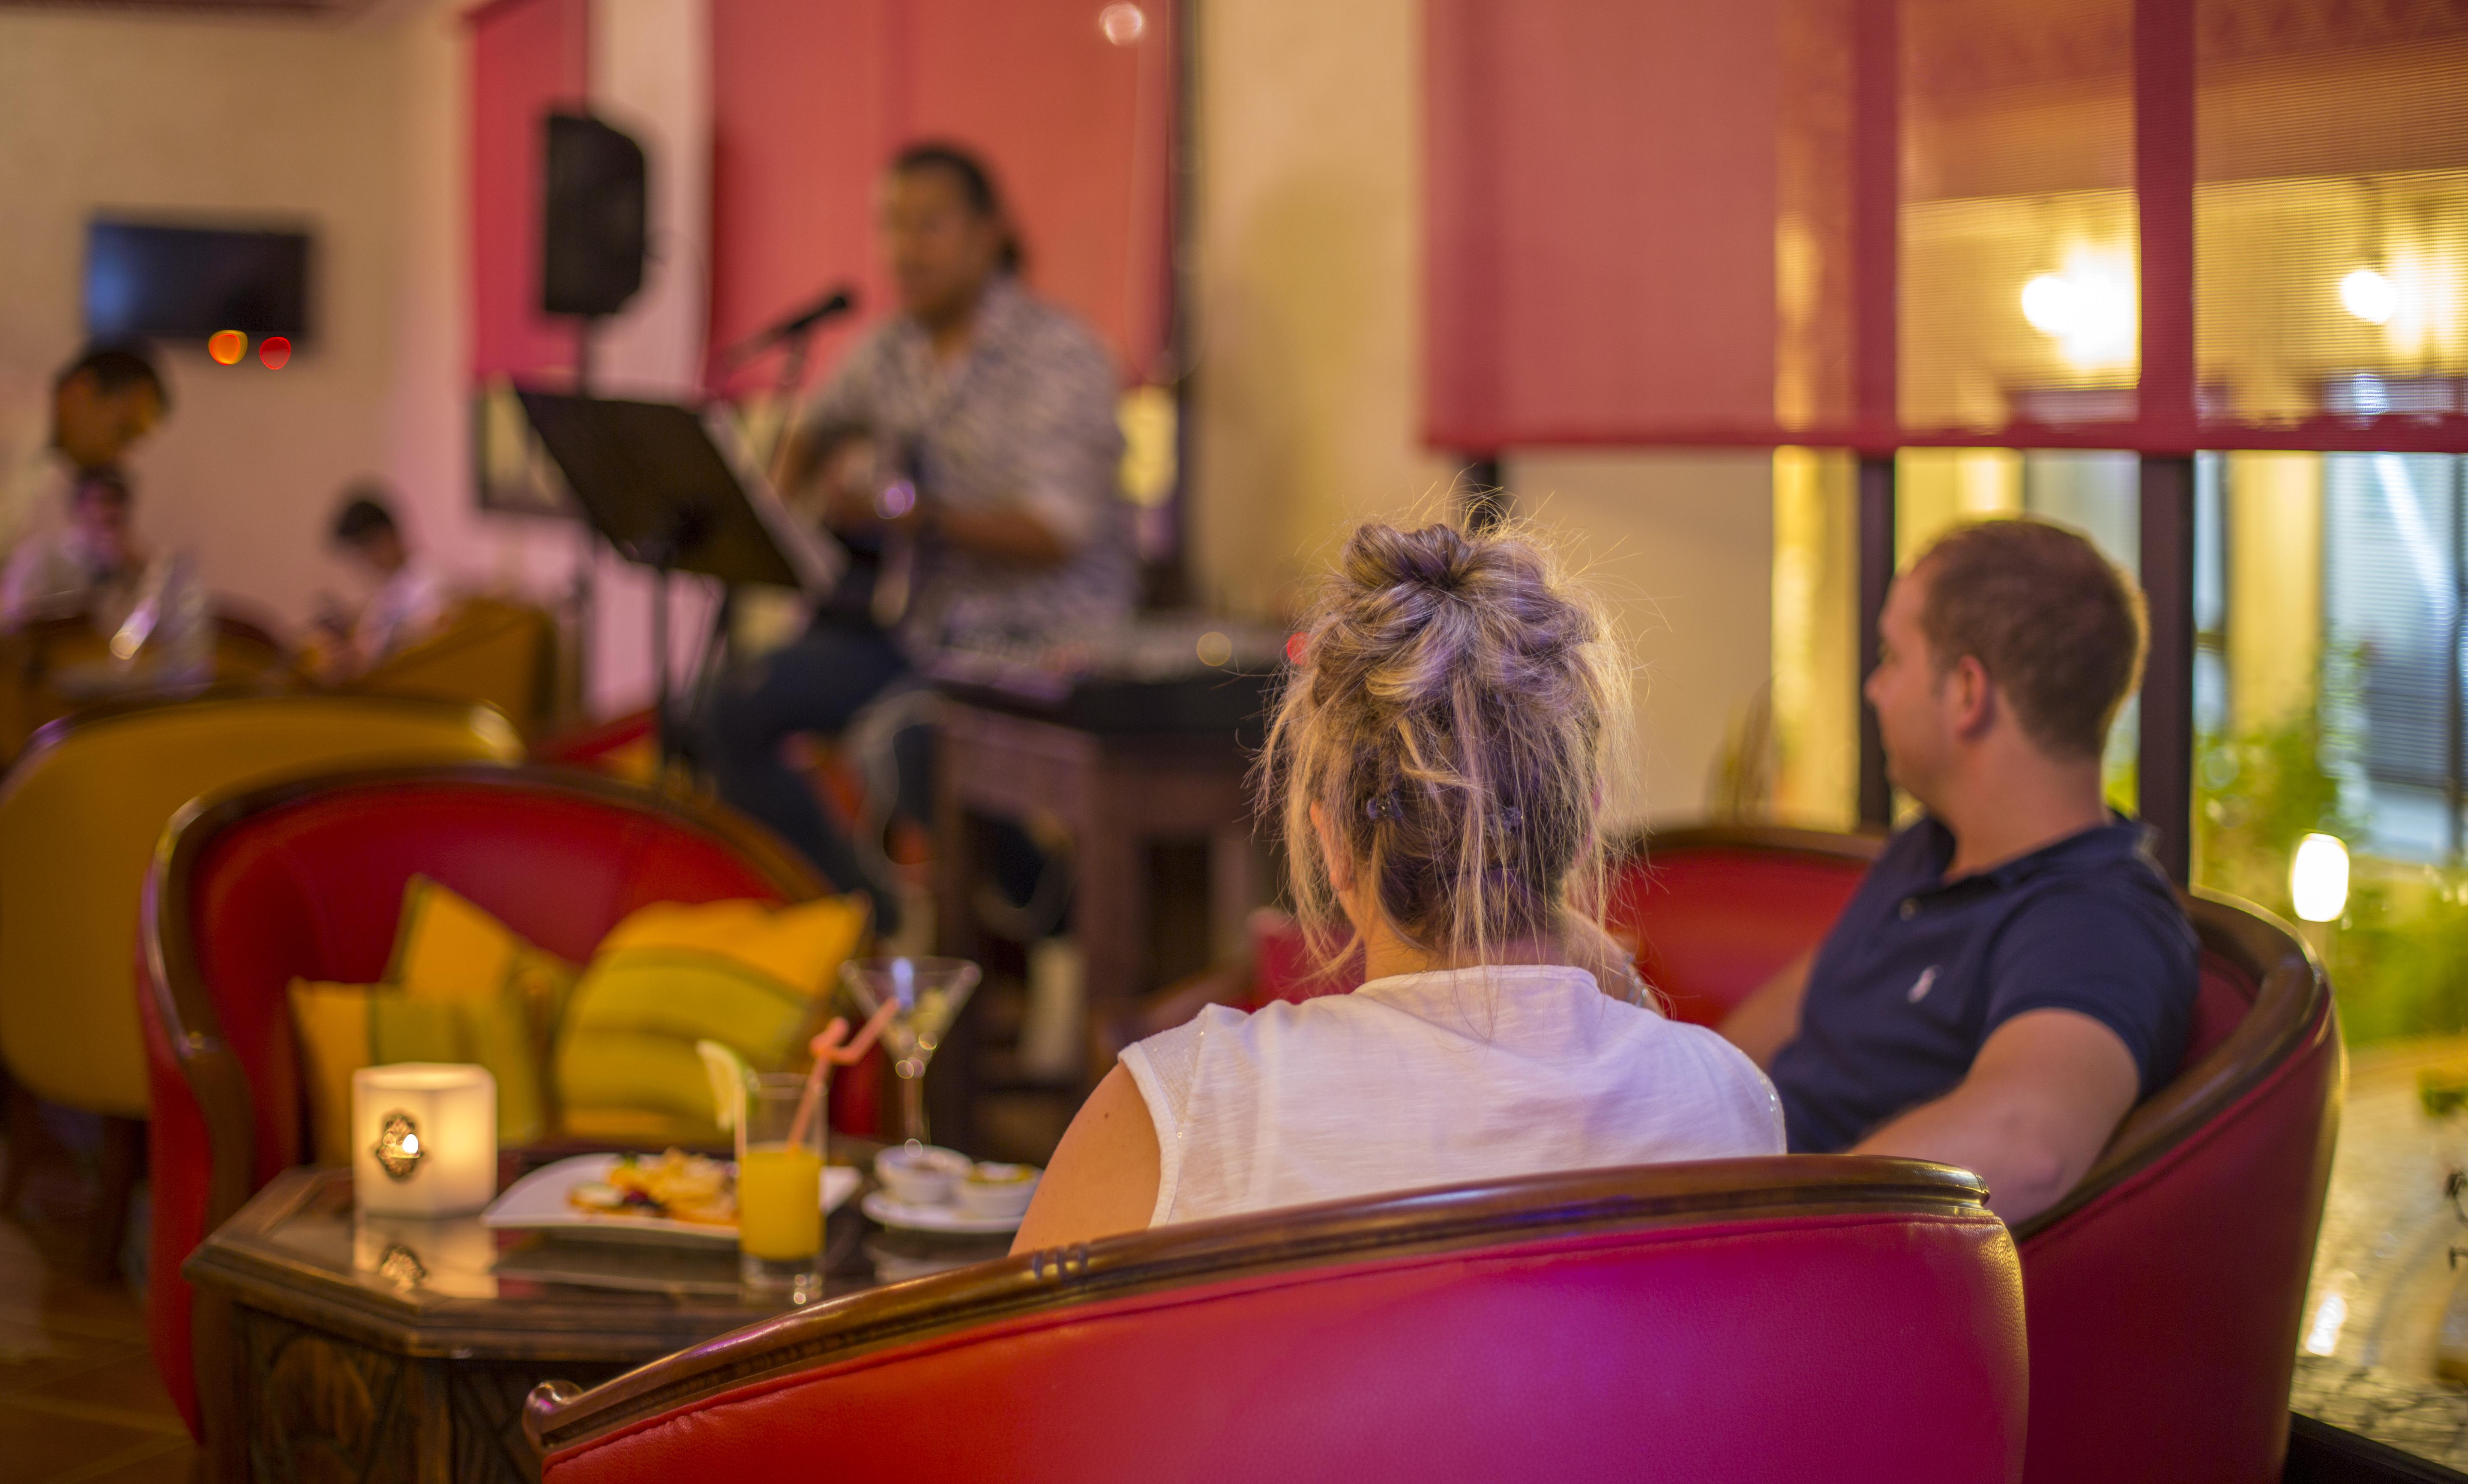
<box><xmin>258</xmin><ymin>336</ymin><xmax>292</xmax><ymax>370</ymax></box>
<box><xmin>1285</xmin><ymin>631</ymin><xmax>1309</xmax><ymax>664</ymax></box>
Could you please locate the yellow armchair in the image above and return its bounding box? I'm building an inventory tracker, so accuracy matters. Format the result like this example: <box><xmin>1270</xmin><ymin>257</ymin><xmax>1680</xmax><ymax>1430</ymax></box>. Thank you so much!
<box><xmin>340</xmin><ymin>597</ymin><xmax>560</xmax><ymax>738</ymax></box>
<box><xmin>0</xmin><ymin>693</ymin><xmax>521</xmax><ymax>1275</ymax></box>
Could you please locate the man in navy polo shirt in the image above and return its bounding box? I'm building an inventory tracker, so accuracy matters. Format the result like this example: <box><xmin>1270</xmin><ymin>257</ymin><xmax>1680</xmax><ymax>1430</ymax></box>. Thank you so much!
<box><xmin>1720</xmin><ymin>518</ymin><xmax>2196</xmax><ymax>1222</ymax></box>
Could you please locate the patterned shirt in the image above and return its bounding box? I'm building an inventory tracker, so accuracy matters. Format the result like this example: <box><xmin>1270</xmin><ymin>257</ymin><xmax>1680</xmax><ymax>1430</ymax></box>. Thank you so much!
<box><xmin>800</xmin><ymin>276</ymin><xmax>1135</xmax><ymax>657</ymax></box>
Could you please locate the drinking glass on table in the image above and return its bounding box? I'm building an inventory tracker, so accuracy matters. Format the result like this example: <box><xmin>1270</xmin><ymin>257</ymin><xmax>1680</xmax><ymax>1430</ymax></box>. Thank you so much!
<box><xmin>839</xmin><ymin>957</ymin><xmax>981</xmax><ymax>1147</ymax></box>
<box><xmin>737</xmin><ymin>1073</ymin><xmax>826</xmax><ymax>1304</ymax></box>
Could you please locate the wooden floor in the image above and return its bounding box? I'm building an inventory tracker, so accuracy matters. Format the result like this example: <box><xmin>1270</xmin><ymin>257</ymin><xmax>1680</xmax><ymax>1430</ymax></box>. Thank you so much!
<box><xmin>0</xmin><ymin>1116</ymin><xmax>195</xmax><ymax>1484</ymax></box>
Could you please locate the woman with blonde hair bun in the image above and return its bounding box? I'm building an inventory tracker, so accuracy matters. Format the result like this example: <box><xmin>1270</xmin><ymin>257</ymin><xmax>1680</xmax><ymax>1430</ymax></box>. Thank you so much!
<box><xmin>1013</xmin><ymin>520</ymin><xmax>1781</xmax><ymax>1251</ymax></box>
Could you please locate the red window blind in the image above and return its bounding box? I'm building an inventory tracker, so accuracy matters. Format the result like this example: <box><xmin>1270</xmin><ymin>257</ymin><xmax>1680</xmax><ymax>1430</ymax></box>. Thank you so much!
<box><xmin>1424</xmin><ymin>0</ymin><xmax>2468</xmax><ymax>455</ymax></box>
<box><xmin>707</xmin><ymin>0</ymin><xmax>1176</xmax><ymax>398</ymax></box>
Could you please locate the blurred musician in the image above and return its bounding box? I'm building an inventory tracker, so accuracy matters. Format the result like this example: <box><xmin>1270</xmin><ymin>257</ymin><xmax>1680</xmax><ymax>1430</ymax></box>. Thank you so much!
<box><xmin>702</xmin><ymin>143</ymin><xmax>1134</xmax><ymax>930</ymax></box>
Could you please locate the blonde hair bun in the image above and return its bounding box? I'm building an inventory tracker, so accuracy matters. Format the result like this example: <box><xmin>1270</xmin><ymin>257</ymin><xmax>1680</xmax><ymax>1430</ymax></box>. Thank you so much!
<box><xmin>1263</xmin><ymin>519</ymin><xmax>1635</xmax><ymax>989</ymax></box>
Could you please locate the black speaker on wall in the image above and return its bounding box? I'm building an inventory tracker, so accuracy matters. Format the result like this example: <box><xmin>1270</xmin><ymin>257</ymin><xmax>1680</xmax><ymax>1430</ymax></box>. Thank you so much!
<box><xmin>542</xmin><ymin>113</ymin><xmax>647</xmax><ymax>318</ymax></box>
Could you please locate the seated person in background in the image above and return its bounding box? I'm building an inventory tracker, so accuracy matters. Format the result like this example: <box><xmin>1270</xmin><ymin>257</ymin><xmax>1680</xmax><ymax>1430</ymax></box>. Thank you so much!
<box><xmin>314</xmin><ymin>486</ymin><xmax>446</xmax><ymax>678</ymax></box>
<box><xmin>1</xmin><ymin>342</ymin><xmax>168</xmax><ymax>559</ymax></box>
<box><xmin>2</xmin><ymin>469</ymin><xmax>147</xmax><ymax>624</ymax></box>
<box><xmin>1013</xmin><ymin>521</ymin><xmax>1783</xmax><ymax>1253</ymax></box>
<box><xmin>0</xmin><ymin>467</ymin><xmax>208</xmax><ymax>678</ymax></box>
<box><xmin>1720</xmin><ymin>518</ymin><xmax>2197</xmax><ymax>1224</ymax></box>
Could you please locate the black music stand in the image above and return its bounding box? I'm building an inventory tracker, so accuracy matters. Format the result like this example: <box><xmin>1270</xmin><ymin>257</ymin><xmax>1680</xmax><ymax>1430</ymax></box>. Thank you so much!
<box><xmin>515</xmin><ymin>390</ymin><xmax>842</xmax><ymax>762</ymax></box>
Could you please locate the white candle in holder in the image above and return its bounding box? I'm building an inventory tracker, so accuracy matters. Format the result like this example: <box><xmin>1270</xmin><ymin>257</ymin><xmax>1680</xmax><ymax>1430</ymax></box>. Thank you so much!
<box><xmin>351</xmin><ymin>1063</ymin><xmax>497</xmax><ymax>1218</ymax></box>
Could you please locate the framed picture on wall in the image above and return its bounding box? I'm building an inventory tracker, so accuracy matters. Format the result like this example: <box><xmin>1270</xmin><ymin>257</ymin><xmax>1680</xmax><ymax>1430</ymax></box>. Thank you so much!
<box><xmin>472</xmin><ymin>377</ymin><xmax>578</xmax><ymax>518</ymax></box>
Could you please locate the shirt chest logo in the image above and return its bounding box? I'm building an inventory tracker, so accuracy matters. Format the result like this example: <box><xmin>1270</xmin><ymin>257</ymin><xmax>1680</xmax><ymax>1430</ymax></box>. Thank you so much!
<box><xmin>1907</xmin><ymin>966</ymin><xmax>1940</xmax><ymax>1004</ymax></box>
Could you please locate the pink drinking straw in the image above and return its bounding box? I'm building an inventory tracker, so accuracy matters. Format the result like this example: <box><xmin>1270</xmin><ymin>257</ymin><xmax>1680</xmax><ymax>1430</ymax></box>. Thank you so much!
<box><xmin>785</xmin><ymin>1000</ymin><xmax>898</xmax><ymax>1151</ymax></box>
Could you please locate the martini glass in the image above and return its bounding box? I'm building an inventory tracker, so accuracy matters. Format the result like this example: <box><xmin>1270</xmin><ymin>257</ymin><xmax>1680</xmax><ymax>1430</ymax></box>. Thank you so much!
<box><xmin>840</xmin><ymin>957</ymin><xmax>981</xmax><ymax>1147</ymax></box>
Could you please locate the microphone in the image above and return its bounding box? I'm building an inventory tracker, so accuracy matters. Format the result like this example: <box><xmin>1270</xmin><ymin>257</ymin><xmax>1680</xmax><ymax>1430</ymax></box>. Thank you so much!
<box><xmin>723</xmin><ymin>285</ymin><xmax>859</xmax><ymax>364</ymax></box>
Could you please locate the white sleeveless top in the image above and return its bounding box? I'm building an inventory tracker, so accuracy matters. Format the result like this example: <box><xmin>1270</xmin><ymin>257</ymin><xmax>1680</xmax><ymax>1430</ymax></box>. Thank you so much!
<box><xmin>1117</xmin><ymin>964</ymin><xmax>1784</xmax><ymax>1227</ymax></box>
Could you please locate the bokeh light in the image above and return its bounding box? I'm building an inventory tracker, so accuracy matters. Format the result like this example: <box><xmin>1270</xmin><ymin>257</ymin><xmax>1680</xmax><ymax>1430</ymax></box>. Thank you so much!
<box><xmin>258</xmin><ymin>335</ymin><xmax>292</xmax><ymax>370</ymax></box>
<box><xmin>208</xmin><ymin>329</ymin><xmax>247</xmax><ymax>365</ymax></box>
<box><xmin>1285</xmin><ymin>631</ymin><xmax>1309</xmax><ymax>665</ymax></box>
<box><xmin>2290</xmin><ymin>833</ymin><xmax>2351</xmax><ymax>924</ymax></box>
<box><xmin>1098</xmin><ymin>3</ymin><xmax>1145</xmax><ymax>45</ymax></box>
<box><xmin>1196</xmin><ymin>630</ymin><xmax>1233</xmax><ymax>667</ymax></box>
<box><xmin>2339</xmin><ymin>267</ymin><xmax>2397</xmax><ymax>326</ymax></box>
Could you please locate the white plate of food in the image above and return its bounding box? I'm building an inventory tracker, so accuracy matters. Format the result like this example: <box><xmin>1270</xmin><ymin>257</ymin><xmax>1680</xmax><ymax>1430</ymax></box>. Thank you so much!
<box><xmin>484</xmin><ymin>1151</ymin><xmax>862</xmax><ymax>1246</ymax></box>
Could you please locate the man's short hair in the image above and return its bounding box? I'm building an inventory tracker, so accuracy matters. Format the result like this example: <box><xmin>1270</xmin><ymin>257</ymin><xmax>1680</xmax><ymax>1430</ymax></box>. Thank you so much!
<box><xmin>1913</xmin><ymin>518</ymin><xmax>2147</xmax><ymax>761</ymax></box>
<box><xmin>332</xmin><ymin>485</ymin><xmax>398</xmax><ymax>545</ymax></box>
<box><xmin>55</xmin><ymin>343</ymin><xmax>168</xmax><ymax>411</ymax></box>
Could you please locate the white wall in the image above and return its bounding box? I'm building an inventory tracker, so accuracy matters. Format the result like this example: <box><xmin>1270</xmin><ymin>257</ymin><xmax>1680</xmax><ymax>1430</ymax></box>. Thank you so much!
<box><xmin>1186</xmin><ymin>0</ymin><xmax>1777</xmax><ymax>828</ymax></box>
<box><xmin>1510</xmin><ymin>453</ymin><xmax>1777</xmax><ymax>827</ymax></box>
<box><xmin>0</xmin><ymin>11</ymin><xmax>409</xmax><ymax>631</ymax></box>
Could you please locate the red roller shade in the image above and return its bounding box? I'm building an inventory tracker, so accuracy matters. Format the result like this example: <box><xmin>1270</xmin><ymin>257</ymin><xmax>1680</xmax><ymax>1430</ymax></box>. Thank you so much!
<box><xmin>707</xmin><ymin>0</ymin><xmax>1176</xmax><ymax>396</ymax></box>
<box><xmin>467</xmin><ymin>0</ymin><xmax>590</xmax><ymax>382</ymax></box>
<box><xmin>1424</xmin><ymin>0</ymin><xmax>2468</xmax><ymax>456</ymax></box>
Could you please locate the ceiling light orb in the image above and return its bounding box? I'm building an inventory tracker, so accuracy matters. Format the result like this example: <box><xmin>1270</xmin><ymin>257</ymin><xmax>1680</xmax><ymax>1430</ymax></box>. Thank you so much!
<box><xmin>1098</xmin><ymin>3</ymin><xmax>1146</xmax><ymax>45</ymax></box>
<box><xmin>2021</xmin><ymin>274</ymin><xmax>2075</xmax><ymax>335</ymax></box>
<box><xmin>2340</xmin><ymin>267</ymin><xmax>2397</xmax><ymax>326</ymax></box>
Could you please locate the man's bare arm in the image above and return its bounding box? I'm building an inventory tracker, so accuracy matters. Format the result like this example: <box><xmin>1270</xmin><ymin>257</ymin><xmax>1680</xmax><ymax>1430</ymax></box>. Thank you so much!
<box><xmin>1718</xmin><ymin>950</ymin><xmax>1812</xmax><ymax>1071</ymax></box>
<box><xmin>1851</xmin><ymin>1008</ymin><xmax>2138</xmax><ymax>1223</ymax></box>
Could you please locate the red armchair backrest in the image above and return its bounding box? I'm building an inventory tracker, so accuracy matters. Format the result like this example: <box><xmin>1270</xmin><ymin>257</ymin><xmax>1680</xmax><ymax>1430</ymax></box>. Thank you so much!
<box><xmin>1614</xmin><ymin>828</ymin><xmax>2340</xmax><ymax>1483</ymax></box>
<box><xmin>2010</xmin><ymin>895</ymin><xmax>2340</xmax><ymax>1484</ymax></box>
<box><xmin>527</xmin><ymin>1158</ymin><xmax>2028</xmax><ymax>1484</ymax></box>
<box><xmin>135</xmin><ymin>766</ymin><xmax>832</xmax><ymax>1438</ymax></box>
<box><xmin>1606</xmin><ymin>827</ymin><xmax>1878</xmax><ymax>1024</ymax></box>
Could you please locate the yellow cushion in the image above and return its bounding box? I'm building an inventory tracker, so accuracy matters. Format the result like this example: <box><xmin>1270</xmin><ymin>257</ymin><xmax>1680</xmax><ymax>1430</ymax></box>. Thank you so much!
<box><xmin>389</xmin><ymin>876</ymin><xmax>578</xmax><ymax>1056</ymax></box>
<box><xmin>554</xmin><ymin>897</ymin><xmax>869</xmax><ymax>1134</ymax></box>
<box><xmin>288</xmin><ymin>978</ymin><xmax>545</xmax><ymax>1165</ymax></box>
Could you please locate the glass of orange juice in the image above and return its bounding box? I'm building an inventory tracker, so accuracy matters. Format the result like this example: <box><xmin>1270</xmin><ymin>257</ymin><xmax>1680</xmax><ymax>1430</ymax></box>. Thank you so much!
<box><xmin>737</xmin><ymin>1073</ymin><xmax>825</xmax><ymax>1303</ymax></box>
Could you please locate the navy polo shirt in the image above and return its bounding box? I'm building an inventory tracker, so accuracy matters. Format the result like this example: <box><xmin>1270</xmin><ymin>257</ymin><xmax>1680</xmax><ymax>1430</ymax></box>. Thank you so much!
<box><xmin>1769</xmin><ymin>815</ymin><xmax>2198</xmax><ymax>1154</ymax></box>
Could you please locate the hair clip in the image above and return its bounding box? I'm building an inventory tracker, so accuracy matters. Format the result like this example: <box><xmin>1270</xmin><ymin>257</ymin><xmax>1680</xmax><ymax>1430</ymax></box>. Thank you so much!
<box><xmin>1496</xmin><ymin>804</ymin><xmax>1523</xmax><ymax>831</ymax></box>
<box><xmin>1364</xmin><ymin>792</ymin><xmax>1402</xmax><ymax>822</ymax></box>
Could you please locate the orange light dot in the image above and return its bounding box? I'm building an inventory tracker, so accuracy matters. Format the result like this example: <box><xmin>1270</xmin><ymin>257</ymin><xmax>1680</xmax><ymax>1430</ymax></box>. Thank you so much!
<box><xmin>208</xmin><ymin>330</ymin><xmax>247</xmax><ymax>365</ymax></box>
<box><xmin>258</xmin><ymin>336</ymin><xmax>292</xmax><ymax>370</ymax></box>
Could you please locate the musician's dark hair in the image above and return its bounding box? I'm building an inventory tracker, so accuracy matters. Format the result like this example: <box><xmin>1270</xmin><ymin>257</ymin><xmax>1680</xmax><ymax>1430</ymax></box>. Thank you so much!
<box><xmin>332</xmin><ymin>484</ymin><xmax>400</xmax><ymax>546</ymax></box>
<box><xmin>889</xmin><ymin>141</ymin><xmax>1024</xmax><ymax>274</ymax></box>
<box><xmin>55</xmin><ymin>342</ymin><xmax>168</xmax><ymax>412</ymax></box>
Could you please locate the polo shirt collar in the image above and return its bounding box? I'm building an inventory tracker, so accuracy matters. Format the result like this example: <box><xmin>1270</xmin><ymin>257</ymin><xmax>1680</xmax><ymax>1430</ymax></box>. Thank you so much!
<box><xmin>1912</xmin><ymin>812</ymin><xmax>2154</xmax><ymax>898</ymax></box>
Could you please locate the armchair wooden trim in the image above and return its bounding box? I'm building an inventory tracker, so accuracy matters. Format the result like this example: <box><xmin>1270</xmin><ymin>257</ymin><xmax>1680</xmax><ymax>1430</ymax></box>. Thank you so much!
<box><xmin>2012</xmin><ymin>889</ymin><xmax>2330</xmax><ymax>1241</ymax></box>
<box><xmin>139</xmin><ymin>762</ymin><xmax>829</xmax><ymax>1237</ymax></box>
<box><xmin>521</xmin><ymin>1155</ymin><xmax>1991</xmax><ymax>1459</ymax></box>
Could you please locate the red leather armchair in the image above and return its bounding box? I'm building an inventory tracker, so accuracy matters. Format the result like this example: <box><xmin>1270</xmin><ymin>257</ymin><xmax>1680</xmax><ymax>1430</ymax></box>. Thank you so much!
<box><xmin>1607</xmin><ymin>826</ymin><xmax>2342</xmax><ymax>1484</ymax></box>
<box><xmin>525</xmin><ymin>1158</ymin><xmax>2027</xmax><ymax>1483</ymax></box>
<box><xmin>135</xmin><ymin>765</ymin><xmax>878</xmax><ymax>1442</ymax></box>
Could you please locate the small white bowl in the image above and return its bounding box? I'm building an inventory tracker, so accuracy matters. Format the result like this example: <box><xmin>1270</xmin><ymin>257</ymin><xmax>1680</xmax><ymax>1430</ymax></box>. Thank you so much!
<box><xmin>955</xmin><ymin>1162</ymin><xmax>1042</xmax><ymax>1220</ymax></box>
<box><xmin>874</xmin><ymin>1145</ymin><xmax>971</xmax><ymax>1206</ymax></box>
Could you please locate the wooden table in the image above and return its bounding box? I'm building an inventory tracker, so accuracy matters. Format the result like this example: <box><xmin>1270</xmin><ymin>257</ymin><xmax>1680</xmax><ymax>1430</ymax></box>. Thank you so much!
<box><xmin>933</xmin><ymin>699</ymin><xmax>1263</xmax><ymax>1082</ymax></box>
<box><xmin>184</xmin><ymin>1152</ymin><xmax>1005</xmax><ymax>1484</ymax></box>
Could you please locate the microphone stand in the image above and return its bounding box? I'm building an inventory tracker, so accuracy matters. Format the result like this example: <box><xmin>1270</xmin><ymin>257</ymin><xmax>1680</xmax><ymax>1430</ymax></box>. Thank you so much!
<box><xmin>680</xmin><ymin>311</ymin><xmax>832</xmax><ymax>763</ymax></box>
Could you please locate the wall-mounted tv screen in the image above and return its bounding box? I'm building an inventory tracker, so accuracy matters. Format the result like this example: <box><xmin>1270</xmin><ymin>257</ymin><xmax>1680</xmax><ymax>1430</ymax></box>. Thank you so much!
<box><xmin>83</xmin><ymin>219</ymin><xmax>311</xmax><ymax>345</ymax></box>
